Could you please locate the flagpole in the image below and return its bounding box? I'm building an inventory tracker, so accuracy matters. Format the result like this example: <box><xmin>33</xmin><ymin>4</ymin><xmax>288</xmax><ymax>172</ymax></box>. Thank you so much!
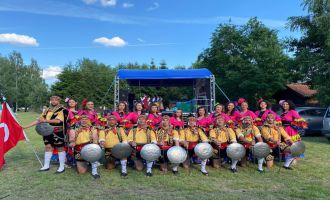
<box><xmin>24</xmin><ymin>135</ymin><xmax>44</xmax><ymax>167</ymax></box>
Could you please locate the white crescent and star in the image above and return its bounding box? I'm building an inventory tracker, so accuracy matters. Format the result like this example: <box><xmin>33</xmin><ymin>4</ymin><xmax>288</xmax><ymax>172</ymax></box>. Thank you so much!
<box><xmin>0</xmin><ymin>123</ymin><xmax>10</xmax><ymax>142</ymax></box>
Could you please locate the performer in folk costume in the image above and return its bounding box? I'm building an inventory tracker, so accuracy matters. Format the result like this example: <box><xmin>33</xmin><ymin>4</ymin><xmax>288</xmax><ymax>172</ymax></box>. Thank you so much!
<box><xmin>141</xmin><ymin>94</ymin><xmax>150</xmax><ymax>111</ymax></box>
<box><xmin>128</xmin><ymin>115</ymin><xmax>157</xmax><ymax>177</ymax></box>
<box><xmin>235</xmin><ymin>116</ymin><xmax>264</xmax><ymax>173</ymax></box>
<box><xmin>127</xmin><ymin>102</ymin><xmax>144</xmax><ymax>125</ymax></box>
<box><xmin>110</xmin><ymin>101</ymin><xmax>129</xmax><ymax>124</ymax></box>
<box><xmin>181</xmin><ymin>114</ymin><xmax>209</xmax><ymax>175</ymax></box>
<box><xmin>154</xmin><ymin>115</ymin><xmax>180</xmax><ymax>173</ymax></box>
<box><xmin>68</xmin><ymin>115</ymin><xmax>100</xmax><ymax>178</ymax></box>
<box><xmin>238</xmin><ymin>98</ymin><xmax>257</xmax><ymax>121</ymax></box>
<box><xmin>23</xmin><ymin>96</ymin><xmax>66</xmax><ymax>173</ymax></box>
<box><xmin>254</xmin><ymin>99</ymin><xmax>281</xmax><ymax>127</ymax></box>
<box><xmin>64</xmin><ymin>98</ymin><xmax>79</xmax><ymax>129</ymax></box>
<box><xmin>280</xmin><ymin>100</ymin><xmax>305</xmax><ymax>142</ymax></box>
<box><xmin>280</xmin><ymin>100</ymin><xmax>307</xmax><ymax>168</ymax></box>
<box><xmin>208</xmin><ymin>103</ymin><xmax>231</xmax><ymax>125</ymax></box>
<box><xmin>225</xmin><ymin>102</ymin><xmax>242</xmax><ymax>125</ymax></box>
<box><xmin>77</xmin><ymin>99</ymin><xmax>99</xmax><ymax>127</ymax></box>
<box><xmin>147</xmin><ymin>103</ymin><xmax>162</xmax><ymax>129</ymax></box>
<box><xmin>196</xmin><ymin>106</ymin><xmax>212</xmax><ymax>136</ymax></box>
<box><xmin>99</xmin><ymin>115</ymin><xmax>129</xmax><ymax>176</ymax></box>
<box><xmin>63</xmin><ymin>97</ymin><xmax>79</xmax><ymax>166</ymax></box>
<box><xmin>169</xmin><ymin>109</ymin><xmax>185</xmax><ymax>129</ymax></box>
<box><xmin>209</xmin><ymin>115</ymin><xmax>237</xmax><ymax>168</ymax></box>
<box><xmin>261</xmin><ymin>113</ymin><xmax>293</xmax><ymax>169</ymax></box>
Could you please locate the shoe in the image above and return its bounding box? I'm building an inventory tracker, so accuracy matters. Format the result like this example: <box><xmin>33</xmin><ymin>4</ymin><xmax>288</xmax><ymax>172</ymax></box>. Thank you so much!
<box><xmin>172</xmin><ymin>170</ymin><xmax>179</xmax><ymax>175</ymax></box>
<box><xmin>121</xmin><ymin>172</ymin><xmax>128</xmax><ymax>177</ymax></box>
<box><xmin>92</xmin><ymin>174</ymin><xmax>101</xmax><ymax>179</ymax></box>
<box><xmin>283</xmin><ymin>166</ymin><xmax>293</xmax><ymax>170</ymax></box>
<box><xmin>200</xmin><ymin>170</ymin><xmax>209</xmax><ymax>176</ymax></box>
<box><xmin>229</xmin><ymin>168</ymin><xmax>237</xmax><ymax>173</ymax></box>
<box><xmin>55</xmin><ymin>169</ymin><xmax>65</xmax><ymax>174</ymax></box>
<box><xmin>257</xmin><ymin>169</ymin><xmax>265</xmax><ymax>173</ymax></box>
<box><xmin>146</xmin><ymin>172</ymin><xmax>153</xmax><ymax>177</ymax></box>
<box><xmin>39</xmin><ymin>168</ymin><xmax>50</xmax><ymax>172</ymax></box>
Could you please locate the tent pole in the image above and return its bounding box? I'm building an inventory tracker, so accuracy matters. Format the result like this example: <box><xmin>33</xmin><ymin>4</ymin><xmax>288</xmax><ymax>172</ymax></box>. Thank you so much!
<box><xmin>215</xmin><ymin>82</ymin><xmax>231</xmax><ymax>102</ymax></box>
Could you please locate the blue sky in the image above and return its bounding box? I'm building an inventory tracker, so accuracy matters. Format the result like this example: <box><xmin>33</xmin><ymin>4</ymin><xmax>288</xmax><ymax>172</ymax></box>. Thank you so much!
<box><xmin>0</xmin><ymin>0</ymin><xmax>307</xmax><ymax>83</ymax></box>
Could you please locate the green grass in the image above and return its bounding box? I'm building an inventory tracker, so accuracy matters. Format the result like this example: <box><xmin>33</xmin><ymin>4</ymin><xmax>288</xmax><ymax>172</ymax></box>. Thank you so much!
<box><xmin>1</xmin><ymin>112</ymin><xmax>330</xmax><ymax>200</ymax></box>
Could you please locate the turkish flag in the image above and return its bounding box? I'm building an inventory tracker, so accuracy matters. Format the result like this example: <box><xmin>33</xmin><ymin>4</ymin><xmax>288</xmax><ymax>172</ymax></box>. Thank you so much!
<box><xmin>0</xmin><ymin>102</ymin><xmax>26</xmax><ymax>170</ymax></box>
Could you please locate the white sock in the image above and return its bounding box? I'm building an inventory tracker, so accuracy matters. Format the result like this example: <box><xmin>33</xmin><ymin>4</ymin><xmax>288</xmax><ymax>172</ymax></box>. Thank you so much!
<box><xmin>120</xmin><ymin>160</ymin><xmax>127</xmax><ymax>173</ymax></box>
<box><xmin>284</xmin><ymin>154</ymin><xmax>294</xmax><ymax>167</ymax></box>
<box><xmin>200</xmin><ymin>159</ymin><xmax>207</xmax><ymax>173</ymax></box>
<box><xmin>57</xmin><ymin>151</ymin><xmax>66</xmax><ymax>172</ymax></box>
<box><xmin>91</xmin><ymin>162</ymin><xmax>98</xmax><ymax>175</ymax></box>
<box><xmin>172</xmin><ymin>165</ymin><xmax>178</xmax><ymax>171</ymax></box>
<box><xmin>146</xmin><ymin>161</ymin><xmax>153</xmax><ymax>173</ymax></box>
<box><xmin>41</xmin><ymin>152</ymin><xmax>52</xmax><ymax>169</ymax></box>
<box><xmin>258</xmin><ymin>158</ymin><xmax>264</xmax><ymax>171</ymax></box>
<box><xmin>231</xmin><ymin>160</ymin><xmax>238</xmax><ymax>169</ymax></box>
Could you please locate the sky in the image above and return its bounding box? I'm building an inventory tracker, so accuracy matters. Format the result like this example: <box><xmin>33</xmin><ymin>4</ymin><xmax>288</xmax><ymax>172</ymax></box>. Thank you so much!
<box><xmin>0</xmin><ymin>0</ymin><xmax>307</xmax><ymax>84</ymax></box>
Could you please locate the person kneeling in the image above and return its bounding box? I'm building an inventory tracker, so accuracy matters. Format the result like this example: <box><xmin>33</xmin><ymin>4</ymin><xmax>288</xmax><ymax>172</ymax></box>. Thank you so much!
<box><xmin>128</xmin><ymin>115</ymin><xmax>157</xmax><ymax>177</ymax></box>
<box><xmin>99</xmin><ymin>115</ymin><xmax>129</xmax><ymax>177</ymax></box>
<box><xmin>69</xmin><ymin>115</ymin><xmax>100</xmax><ymax>179</ymax></box>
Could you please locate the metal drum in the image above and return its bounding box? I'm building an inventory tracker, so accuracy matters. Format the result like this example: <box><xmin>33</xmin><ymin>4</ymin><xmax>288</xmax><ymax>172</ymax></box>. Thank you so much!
<box><xmin>226</xmin><ymin>143</ymin><xmax>246</xmax><ymax>160</ymax></box>
<box><xmin>35</xmin><ymin>123</ymin><xmax>53</xmax><ymax>136</ymax></box>
<box><xmin>167</xmin><ymin>146</ymin><xmax>187</xmax><ymax>164</ymax></box>
<box><xmin>194</xmin><ymin>143</ymin><xmax>213</xmax><ymax>160</ymax></box>
<box><xmin>140</xmin><ymin>144</ymin><xmax>161</xmax><ymax>161</ymax></box>
<box><xmin>252</xmin><ymin>142</ymin><xmax>271</xmax><ymax>158</ymax></box>
<box><xmin>112</xmin><ymin>143</ymin><xmax>133</xmax><ymax>159</ymax></box>
<box><xmin>80</xmin><ymin>144</ymin><xmax>103</xmax><ymax>163</ymax></box>
<box><xmin>290</xmin><ymin>141</ymin><xmax>306</xmax><ymax>157</ymax></box>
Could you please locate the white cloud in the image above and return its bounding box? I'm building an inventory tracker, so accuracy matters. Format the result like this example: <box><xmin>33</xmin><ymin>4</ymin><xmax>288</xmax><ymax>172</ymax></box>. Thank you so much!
<box><xmin>123</xmin><ymin>2</ymin><xmax>134</xmax><ymax>8</ymax></box>
<box><xmin>101</xmin><ymin>0</ymin><xmax>116</xmax><ymax>7</ymax></box>
<box><xmin>0</xmin><ymin>33</ymin><xmax>39</xmax><ymax>46</ymax></box>
<box><xmin>82</xmin><ymin>0</ymin><xmax>98</xmax><ymax>5</ymax></box>
<box><xmin>147</xmin><ymin>2</ymin><xmax>160</xmax><ymax>11</ymax></box>
<box><xmin>93</xmin><ymin>36</ymin><xmax>127</xmax><ymax>47</ymax></box>
<box><xmin>42</xmin><ymin>66</ymin><xmax>62</xmax><ymax>80</ymax></box>
<box><xmin>137</xmin><ymin>38</ymin><xmax>145</xmax><ymax>42</ymax></box>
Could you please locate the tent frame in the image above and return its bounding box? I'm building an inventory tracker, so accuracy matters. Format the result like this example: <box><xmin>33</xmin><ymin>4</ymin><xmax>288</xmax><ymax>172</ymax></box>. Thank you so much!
<box><xmin>114</xmin><ymin>69</ymin><xmax>216</xmax><ymax>112</ymax></box>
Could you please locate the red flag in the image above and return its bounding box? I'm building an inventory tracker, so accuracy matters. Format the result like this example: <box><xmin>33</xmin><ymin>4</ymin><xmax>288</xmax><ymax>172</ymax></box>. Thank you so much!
<box><xmin>0</xmin><ymin>102</ymin><xmax>26</xmax><ymax>169</ymax></box>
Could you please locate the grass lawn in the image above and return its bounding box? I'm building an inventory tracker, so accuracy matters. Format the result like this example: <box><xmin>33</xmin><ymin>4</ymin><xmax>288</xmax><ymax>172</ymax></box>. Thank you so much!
<box><xmin>1</xmin><ymin>112</ymin><xmax>330</xmax><ymax>200</ymax></box>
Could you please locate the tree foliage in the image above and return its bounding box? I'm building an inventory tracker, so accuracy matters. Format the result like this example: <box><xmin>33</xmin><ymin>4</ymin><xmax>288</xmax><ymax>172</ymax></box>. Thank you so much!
<box><xmin>195</xmin><ymin>18</ymin><xmax>290</xmax><ymax>107</ymax></box>
<box><xmin>0</xmin><ymin>51</ymin><xmax>48</xmax><ymax>111</ymax></box>
<box><xmin>287</xmin><ymin>0</ymin><xmax>330</xmax><ymax>106</ymax></box>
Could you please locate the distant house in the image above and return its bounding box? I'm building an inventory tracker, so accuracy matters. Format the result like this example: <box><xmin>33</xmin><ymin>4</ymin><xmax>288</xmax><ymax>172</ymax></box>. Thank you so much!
<box><xmin>273</xmin><ymin>83</ymin><xmax>318</xmax><ymax>106</ymax></box>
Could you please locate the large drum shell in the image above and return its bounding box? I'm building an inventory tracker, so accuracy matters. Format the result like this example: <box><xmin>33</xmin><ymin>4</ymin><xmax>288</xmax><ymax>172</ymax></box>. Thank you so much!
<box><xmin>112</xmin><ymin>143</ymin><xmax>133</xmax><ymax>159</ymax></box>
<box><xmin>35</xmin><ymin>123</ymin><xmax>53</xmax><ymax>136</ymax></box>
<box><xmin>167</xmin><ymin>146</ymin><xmax>187</xmax><ymax>164</ymax></box>
<box><xmin>252</xmin><ymin>142</ymin><xmax>271</xmax><ymax>159</ymax></box>
<box><xmin>140</xmin><ymin>144</ymin><xmax>161</xmax><ymax>161</ymax></box>
<box><xmin>290</xmin><ymin>141</ymin><xmax>306</xmax><ymax>157</ymax></box>
<box><xmin>194</xmin><ymin>143</ymin><xmax>213</xmax><ymax>160</ymax></box>
<box><xmin>80</xmin><ymin>144</ymin><xmax>103</xmax><ymax>163</ymax></box>
<box><xmin>226</xmin><ymin>143</ymin><xmax>246</xmax><ymax>160</ymax></box>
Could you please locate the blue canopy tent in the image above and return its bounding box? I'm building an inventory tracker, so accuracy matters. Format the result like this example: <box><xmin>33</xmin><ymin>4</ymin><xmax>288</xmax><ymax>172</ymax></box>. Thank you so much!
<box><xmin>114</xmin><ymin>68</ymin><xmax>216</xmax><ymax>112</ymax></box>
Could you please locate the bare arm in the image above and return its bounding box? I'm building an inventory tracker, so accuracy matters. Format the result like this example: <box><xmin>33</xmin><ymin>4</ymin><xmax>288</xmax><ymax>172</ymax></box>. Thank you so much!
<box><xmin>23</xmin><ymin>120</ymin><xmax>39</xmax><ymax>129</ymax></box>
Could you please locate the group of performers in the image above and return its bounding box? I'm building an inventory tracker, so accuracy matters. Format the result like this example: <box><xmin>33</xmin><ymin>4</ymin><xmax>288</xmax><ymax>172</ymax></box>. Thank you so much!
<box><xmin>23</xmin><ymin>96</ymin><xmax>307</xmax><ymax>179</ymax></box>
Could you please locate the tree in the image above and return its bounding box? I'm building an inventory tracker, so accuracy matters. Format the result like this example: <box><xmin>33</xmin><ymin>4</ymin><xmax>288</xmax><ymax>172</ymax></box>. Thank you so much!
<box><xmin>51</xmin><ymin>58</ymin><xmax>116</xmax><ymax>108</ymax></box>
<box><xmin>194</xmin><ymin>18</ymin><xmax>290</xmax><ymax>107</ymax></box>
<box><xmin>287</xmin><ymin>0</ymin><xmax>330</xmax><ymax>106</ymax></box>
<box><xmin>150</xmin><ymin>59</ymin><xmax>157</xmax><ymax>69</ymax></box>
<box><xmin>159</xmin><ymin>60</ymin><xmax>168</xmax><ymax>69</ymax></box>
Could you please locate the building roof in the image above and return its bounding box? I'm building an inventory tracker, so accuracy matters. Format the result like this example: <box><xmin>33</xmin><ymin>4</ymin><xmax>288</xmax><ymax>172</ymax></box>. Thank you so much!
<box><xmin>287</xmin><ymin>83</ymin><xmax>317</xmax><ymax>97</ymax></box>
